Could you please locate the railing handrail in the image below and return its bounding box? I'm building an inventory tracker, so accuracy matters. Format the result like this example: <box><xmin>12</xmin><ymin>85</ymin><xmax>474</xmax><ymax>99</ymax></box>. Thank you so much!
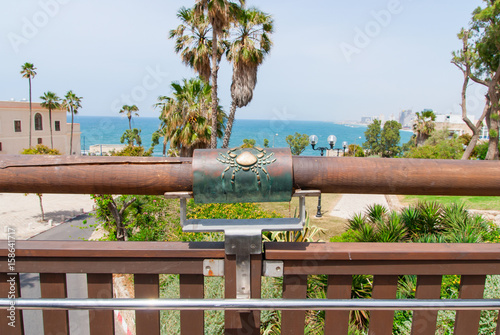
<box><xmin>0</xmin><ymin>240</ymin><xmax>224</xmax><ymax>258</ymax></box>
<box><xmin>2</xmin><ymin>154</ymin><xmax>500</xmax><ymax>195</ymax></box>
<box><xmin>2</xmin><ymin>240</ymin><xmax>500</xmax><ymax>260</ymax></box>
<box><xmin>3</xmin><ymin>298</ymin><xmax>500</xmax><ymax>311</ymax></box>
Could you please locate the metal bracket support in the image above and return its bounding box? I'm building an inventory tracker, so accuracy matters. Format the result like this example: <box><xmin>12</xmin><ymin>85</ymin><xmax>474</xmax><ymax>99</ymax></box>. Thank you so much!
<box><xmin>263</xmin><ymin>261</ymin><xmax>284</xmax><ymax>277</ymax></box>
<box><xmin>165</xmin><ymin>189</ymin><xmax>319</xmax><ymax>299</ymax></box>
<box><xmin>203</xmin><ymin>259</ymin><xmax>224</xmax><ymax>277</ymax></box>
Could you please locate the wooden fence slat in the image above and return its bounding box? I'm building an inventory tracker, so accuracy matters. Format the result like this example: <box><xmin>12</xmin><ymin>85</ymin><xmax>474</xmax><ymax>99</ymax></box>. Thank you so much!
<box><xmin>368</xmin><ymin>275</ymin><xmax>398</xmax><ymax>335</ymax></box>
<box><xmin>0</xmin><ymin>273</ymin><xmax>23</xmax><ymax>335</ymax></box>
<box><xmin>40</xmin><ymin>273</ymin><xmax>69</xmax><ymax>335</ymax></box>
<box><xmin>87</xmin><ymin>273</ymin><xmax>114</xmax><ymax>335</ymax></box>
<box><xmin>134</xmin><ymin>274</ymin><xmax>160</xmax><ymax>335</ymax></box>
<box><xmin>411</xmin><ymin>275</ymin><xmax>442</xmax><ymax>335</ymax></box>
<box><xmin>281</xmin><ymin>274</ymin><xmax>308</xmax><ymax>335</ymax></box>
<box><xmin>180</xmin><ymin>274</ymin><xmax>204</xmax><ymax>335</ymax></box>
<box><xmin>225</xmin><ymin>254</ymin><xmax>261</xmax><ymax>335</ymax></box>
<box><xmin>324</xmin><ymin>275</ymin><xmax>351</xmax><ymax>334</ymax></box>
<box><xmin>454</xmin><ymin>275</ymin><xmax>486</xmax><ymax>335</ymax></box>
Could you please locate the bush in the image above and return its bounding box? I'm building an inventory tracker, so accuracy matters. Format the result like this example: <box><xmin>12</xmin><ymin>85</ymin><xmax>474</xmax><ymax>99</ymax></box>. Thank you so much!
<box><xmin>404</xmin><ymin>130</ymin><xmax>463</xmax><ymax>159</ymax></box>
<box><xmin>329</xmin><ymin>200</ymin><xmax>500</xmax><ymax>332</ymax></box>
<box><xmin>21</xmin><ymin>144</ymin><xmax>61</xmax><ymax>155</ymax></box>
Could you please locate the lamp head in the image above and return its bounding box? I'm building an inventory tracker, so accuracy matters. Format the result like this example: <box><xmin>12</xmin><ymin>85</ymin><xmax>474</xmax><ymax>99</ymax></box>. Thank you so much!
<box><xmin>327</xmin><ymin>135</ymin><xmax>337</xmax><ymax>149</ymax></box>
<box><xmin>342</xmin><ymin>141</ymin><xmax>348</xmax><ymax>148</ymax></box>
<box><xmin>309</xmin><ymin>135</ymin><xmax>318</xmax><ymax>149</ymax></box>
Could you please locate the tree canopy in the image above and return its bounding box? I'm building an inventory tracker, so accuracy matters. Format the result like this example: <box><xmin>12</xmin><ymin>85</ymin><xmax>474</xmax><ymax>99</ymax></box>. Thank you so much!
<box><xmin>363</xmin><ymin>119</ymin><xmax>382</xmax><ymax>156</ymax></box>
<box><xmin>286</xmin><ymin>132</ymin><xmax>309</xmax><ymax>156</ymax></box>
<box><xmin>381</xmin><ymin>120</ymin><xmax>402</xmax><ymax>157</ymax></box>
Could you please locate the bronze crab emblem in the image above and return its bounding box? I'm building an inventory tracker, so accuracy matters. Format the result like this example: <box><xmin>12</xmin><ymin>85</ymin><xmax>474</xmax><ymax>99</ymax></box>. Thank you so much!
<box><xmin>217</xmin><ymin>147</ymin><xmax>276</xmax><ymax>187</ymax></box>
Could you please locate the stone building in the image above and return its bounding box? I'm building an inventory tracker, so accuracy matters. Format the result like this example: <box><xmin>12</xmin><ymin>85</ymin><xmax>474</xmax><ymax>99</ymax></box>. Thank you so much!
<box><xmin>0</xmin><ymin>100</ymin><xmax>80</xmax><ymax>155</ymax></box>
<box><xmin>434</xmin><ymin>114</ymin><xmax>475</xmax><ymax>137</ymax></box>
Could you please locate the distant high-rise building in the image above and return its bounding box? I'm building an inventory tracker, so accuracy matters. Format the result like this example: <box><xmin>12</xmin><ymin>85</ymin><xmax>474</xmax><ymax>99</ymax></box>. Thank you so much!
<box><xmin>399</xmin><ymin>109</ymin><xmax>414</xmax><ymax>129</ymax></box>
<box><xmin>360</xmin><ymin>116</ymin><xmax>373</xmax><ymax>124</ymax></box>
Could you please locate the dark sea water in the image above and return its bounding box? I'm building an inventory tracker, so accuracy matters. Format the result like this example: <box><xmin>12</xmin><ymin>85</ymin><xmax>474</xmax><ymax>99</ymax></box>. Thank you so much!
<box><xmin>72</xmin><ymin>115</ymin><xmax>413</xmax><ymax>157</ymax></box>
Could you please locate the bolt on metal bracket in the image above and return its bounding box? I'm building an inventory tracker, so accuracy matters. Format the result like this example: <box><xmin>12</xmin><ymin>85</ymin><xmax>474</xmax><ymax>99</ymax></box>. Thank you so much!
<box><xmin>263</xmin><ymin>261</ymin><xmax>284</xmax><ymax>277</ymax></box>
<box><xmin>203</xmin><ymin>259</ymin><xmax>225</xmax><ymax>277</ymax></box>
<box><xmin>164</xmin><ymin>189</ymin><xmax>319</xmax><ymax>299</ymax></box>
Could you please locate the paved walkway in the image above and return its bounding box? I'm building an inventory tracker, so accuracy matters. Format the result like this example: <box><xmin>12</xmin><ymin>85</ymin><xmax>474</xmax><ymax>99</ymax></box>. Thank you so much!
<box><xmin>0</xmin><ymin>193</ymin><xmax>95</xmax><ymax>240</ymax></box>
<box><xmin>330</xmin><ymin>194</ymin><xmax>390</xmax><ymax>219</ymax></box>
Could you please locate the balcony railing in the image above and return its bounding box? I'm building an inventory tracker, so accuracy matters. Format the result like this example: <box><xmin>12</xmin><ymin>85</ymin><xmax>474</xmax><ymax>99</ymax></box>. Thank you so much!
<box><xmin>1</xmin><ymin>154</ymin><xmax>500</xmax><ymax>334</ymax></box>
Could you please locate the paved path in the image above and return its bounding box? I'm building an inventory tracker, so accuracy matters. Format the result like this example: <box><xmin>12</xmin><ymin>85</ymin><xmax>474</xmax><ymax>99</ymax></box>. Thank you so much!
<box><xmin>330</xmin><ymin>194</ymin><xmax>390</xmax><ymax>219</ymax></box>
<box><xmin>21</xmin><ymin>214</ymin><xmax>97</xmax><ymax>335</ymax></box>
<box><xmin>0</xmin><ymin>193</ymin><xmax>95</xmax><ymax>240</ymax></box>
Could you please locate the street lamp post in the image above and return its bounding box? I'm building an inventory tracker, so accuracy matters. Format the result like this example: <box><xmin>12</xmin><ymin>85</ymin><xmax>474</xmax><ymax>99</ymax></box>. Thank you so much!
<box><xmin>342</xmin><ymin>141</ymin><xmax>348</xmax><ymax>156</ymax></box>
<box><xmin>308</xmin><ymin>134</ymin><xmax>337</xmax><ymax>217</ymax></box>
<box><xmin>273</xmin><ymin>133</ymin><xmax>278</xmax><ymax>148</ymax></box>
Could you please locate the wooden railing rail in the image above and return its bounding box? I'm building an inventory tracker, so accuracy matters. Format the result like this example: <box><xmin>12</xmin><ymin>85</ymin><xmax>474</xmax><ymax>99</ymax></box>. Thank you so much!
<box><xmin>1</xmin><ymin>241</ymin><xmax>500</xmax><ymax>334</ymax></box>
<box><xmin>0</xmin><ymin>241</ymin><xmax>225</xmax><ymax>335</ymax></box>
<box><xmin>2</xmin><ymin>155</ymin><xmax>500</xmax><ymax>195</ymax></box>
<box><xmin>265</xmin><ymin>242</ymin><xmax>500</xmax><ymax>335</ymax></box>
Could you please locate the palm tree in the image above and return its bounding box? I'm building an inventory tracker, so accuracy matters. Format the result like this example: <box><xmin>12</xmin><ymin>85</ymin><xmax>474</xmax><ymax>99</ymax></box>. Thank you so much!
<box><xmin>156</xmin><ymin>78</ymin><xmax>225</xmax><ymax>157</ymax></box>
<box><xmin>119</xmin><ymin>105</ymin><xmax>139</xmax><ymax>130</ymax></box>
<box><xmin>194</xmin><ymin>0</ymin><xmax>244</xmax><ymax>148</ymax></box>
<box><xmin>413</xmin><ymin>110</ymin><xmax>436</xmax><ymax>146</ymax></box>
<box><xmin>39</xmin><ymin>91</ymin><xmax>61</xmax><ymax>149</ymax></box>
<box><xmin>222</xmin><ymin>7</ymin><xmax>273</xmax><ymax>148</ymax></box>
<box><xmin>20</xmin><ymin>63</ymin><xmax>37</xmax><ymax>148</ymax></box>
<box><xmin>61</xmin><ymin>90</ymin><xmax>82</xmax><ymax>155</ymax></box>
<box><xmin>170</xmin><ymin>7</ymin><xmax>214</xmax><ymax>82</ymax></box>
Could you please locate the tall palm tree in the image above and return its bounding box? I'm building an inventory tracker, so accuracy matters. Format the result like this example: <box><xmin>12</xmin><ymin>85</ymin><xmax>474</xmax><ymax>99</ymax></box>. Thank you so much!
<box><xmin>39</xmin><ymin>91</ymin><xmax>61</xmax><ymax>149</ymax></box>
<box><xmin>170</xmin><ymin>7</ymin><xmax>214</xmax><ymax>82</ymax></box>
<box><xmin>61</xmin><ymin>90</ymin><xmax>82</xmax><ymax>155</ymax></box>
<box><xmin>119</xmin><ymin>105</ymin><xmax>139</xmax><ymax>130</ymax></box>
<box><xmin>413</xmin><ymin>110</ymin><xmax>436</xmax><ymax>146</ymax></box>
<box><xmin>222</xmin><ymin>7</ymin><xmax>273</xmax><ymax>148</ymax></box>
<box><xmin>20</xmin><ymin>62</ymin><xmax>37</xmax><ymax>148</ymax></box>
<box><xmin>194</xmin><ymin>0</ymin><xmax>244</xmax><ymax>148</ymax></box>
<box><xmin>156</xmin><ymin>78</ymin><xmax>225</xmax><ymax>157</ymax></box>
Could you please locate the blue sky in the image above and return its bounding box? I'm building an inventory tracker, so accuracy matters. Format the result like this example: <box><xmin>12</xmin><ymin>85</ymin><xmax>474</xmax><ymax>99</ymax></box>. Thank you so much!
<box><xmin>0</xmin><ymin>0</ymin><xmax>487</xmax><ymax>122</ymax></box>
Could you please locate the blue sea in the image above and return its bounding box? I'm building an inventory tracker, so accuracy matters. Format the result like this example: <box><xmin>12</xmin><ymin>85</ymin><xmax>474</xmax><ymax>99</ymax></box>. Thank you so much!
<box><xmin>71</xmin><ymin>115</ymin><xmax>413</xmax><ymax>157</ymax></box>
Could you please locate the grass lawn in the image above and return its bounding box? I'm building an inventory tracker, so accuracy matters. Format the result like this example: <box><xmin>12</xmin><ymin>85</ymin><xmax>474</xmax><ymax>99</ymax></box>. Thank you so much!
<box><xmin>400</xmin><ymin>195</ymin><xmax>500</xmax><ymax>211</ymax></box>
<box><xmin>258</xmin><ymin>193</ymin><xmax>348</xmax><ymax>240</ymax></box>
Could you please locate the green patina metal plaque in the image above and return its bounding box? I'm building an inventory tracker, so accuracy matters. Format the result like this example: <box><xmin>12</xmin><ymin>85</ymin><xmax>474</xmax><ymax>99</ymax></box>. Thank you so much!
<box><xmin>193</xmin><ymin>147</ymin><xmax>293</xmax><ymax>204</ymax></box>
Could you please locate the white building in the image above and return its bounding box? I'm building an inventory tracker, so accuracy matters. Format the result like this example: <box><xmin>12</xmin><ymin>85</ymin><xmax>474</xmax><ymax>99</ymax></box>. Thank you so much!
<box><xmin>434</xmin><ymin>114</ymin><xmax>475</xmax><ymax>137</ymax></box>
<box><xmin>0</xmin><ymin>100</ymin><xmax>81</xmax><ymax>155</ymax></box>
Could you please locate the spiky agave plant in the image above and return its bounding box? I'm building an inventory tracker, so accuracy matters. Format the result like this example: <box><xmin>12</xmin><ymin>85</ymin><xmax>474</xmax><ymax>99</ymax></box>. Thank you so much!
<box><xmin>365</xmin><ymin>204</ymin><xmax>388</xmax><ymax>224</ymax></box>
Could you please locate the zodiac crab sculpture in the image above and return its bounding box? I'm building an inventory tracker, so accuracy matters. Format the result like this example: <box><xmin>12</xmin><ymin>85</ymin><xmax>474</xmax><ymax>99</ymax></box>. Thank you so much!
<box><xmin>217</xmin><ymin>147</ymin><xmax>277</xmax><ymax>189</ymax></box>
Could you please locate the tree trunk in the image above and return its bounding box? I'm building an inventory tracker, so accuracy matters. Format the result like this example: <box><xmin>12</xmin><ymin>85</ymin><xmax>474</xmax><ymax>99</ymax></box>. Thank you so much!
<box><xmin>485</xmin><ymin>112</ymin><xmax>499</xmax><ymax>160</ymax></box>
<box><xmin>210</xmin><ymin>21</ymin><xmax>219</xmax><ymax>149</ymax></box>
<box><xmin>106</xmin><ymin>197</ymin><xmax>136</xmax><ymax>241</ymax></box>
<box><xmin>486</xmin><ymin>86</ymin><xmax>499</xmax><ymax>160</ymax></box>
<box><xmin>163</xmin><ymin>140</ymin><xmax>167</xmax><ymax>157</ymax></box>
<box><xmin>70</xmin><ymin>109</ymin><xmax>74</xmax><ymax>155</ymax></box>
<box><xmin>462</xmin><ymin>134</ymin><xmax>479</xmax><ymax>160</ymax></box>
<box><xmin>49</xmin><ymin>108</ymin><xmax>53</xmax><ymax>149</ymax></box>
<box><xmin>462</xmin><ymin>98</ymin><xmax>489</xmax><ymax>160</ymax></box>
<box><xmin>128</xmin><ymin>116</ymin><xmax>132</xmax><ymax>130</ymax></box>
<box><xmin>222</xmin><ymin>100</ymin><xmax>238</xmax><ymax>148</ymax></box>
<box><xmin>29</xmin><ymin>78</ymin><xmax>32</xmax><ymax>148</ymax></box>
<box><xmin>37</xmin><ymin>193</ymin><xmax>45</xmax><ymax>221</ymax></box>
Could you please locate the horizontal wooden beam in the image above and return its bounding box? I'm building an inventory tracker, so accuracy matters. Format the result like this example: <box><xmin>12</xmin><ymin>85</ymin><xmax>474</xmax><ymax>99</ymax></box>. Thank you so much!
<box><xmin>0</xmin><ymin>241</ymin><xmax>224</xmax><ymax>258</ymax></box>
<box><xmin>292</xmin><ymin>156</ymin><xmax>500</xmax><ymax>196</ymax></box>
<box><xmin>264</xmin><ymin>242</ymin><xmax>500</xmax><ymax>261</ymax></box>
<box><xmin>1</xmin><ymin>154</ymin><xmax>500</xmax><ymax>196</ymax></box>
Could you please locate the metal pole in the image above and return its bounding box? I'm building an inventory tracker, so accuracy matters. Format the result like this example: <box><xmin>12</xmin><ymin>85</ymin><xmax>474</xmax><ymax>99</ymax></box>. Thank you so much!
<box><xmin>3</xmin><ymin>298</ymin><xmax>500</xmax><ymax>311</ymax></box>
<box><xmin>316</xmin><ymin>194</ymin><xmax>322</xmax><ymax>218</ymax></box>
